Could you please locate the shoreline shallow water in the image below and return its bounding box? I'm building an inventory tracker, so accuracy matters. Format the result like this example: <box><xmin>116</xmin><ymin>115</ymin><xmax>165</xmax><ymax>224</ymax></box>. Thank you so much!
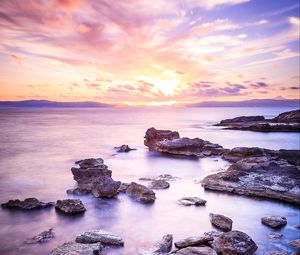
<box><xmin>0</xmin><ymin>107</ymin><xmax>299</xmax><ymax>255</ymax></box>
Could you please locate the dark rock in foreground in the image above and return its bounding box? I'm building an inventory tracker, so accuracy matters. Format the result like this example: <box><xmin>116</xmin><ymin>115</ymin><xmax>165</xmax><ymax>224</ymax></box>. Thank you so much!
<box><xmin>55</xmin><ymin>199</ymin><xmax>86</xmax><ymax>214</ymax></box>
<box><xmin>126</xmin><ymin>182</ymin><xmax>156</xmax><ymax>203</ymax></box>
<box><xmin>174</xmin><ymin>235</ymin><xmax>213</xmax><ymax>248</ymax></box>
<box><xmin>114</xmin><ymin>144</ymin><xmax>136</xmax><ymax>152</ymax></box>
<box><xmin>177</xmin><ymin>197</ymin><xmax>207</xmax><ymax>206</ymax></box>
<box><xmin>91</xmin><ymin>176</ymin><xmax>121</xmax><ymax>198</ymax></box>
<box><xmin>210</xmin><ymin>213</ymin><xmax>233</xmax><ymax>232</ymax></box>
<box><xmin>75</xmin><ymin>230</ymin><xmax>124</xmax><ymax>246</ymax></box>
<box><xmin>261</xmin><ymin>216</ymin><xmax>287</xmax><ymax>228</ymax></box>
<box><xmin>25</xmin><ymin>228</ymin><xmax>55</xmax><ymax>244</ymax></box>
<box><xmin>51</xmin><ymin>242</ymin><xmax>102</xmax><ymax>255</ymax></box>
<box><xmin>1</xmin><ymin>198</ymin><xmax>54</xmax><ymax>210</ymax></box>
<box><xmin>214</xmin><ymin>230</ymin><xmax>257</xmax><ymax>255</ymax></box>
<box><xmin>139</xmin><ymin>234</ymin><xmax>173</xmax><ymax>255</ymax></box>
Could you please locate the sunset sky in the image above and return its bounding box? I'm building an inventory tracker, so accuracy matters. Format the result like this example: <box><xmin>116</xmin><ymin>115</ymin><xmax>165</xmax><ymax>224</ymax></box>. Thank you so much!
<box><xmin>0</xmin><ymin>0</ymin><xmax>299</xmax><ymax>105</ymax></box>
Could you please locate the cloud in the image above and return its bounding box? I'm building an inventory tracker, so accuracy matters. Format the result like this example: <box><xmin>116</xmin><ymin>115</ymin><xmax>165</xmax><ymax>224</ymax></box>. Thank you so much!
<box><xmin>250</xmin><ymin>82</ymin><xmax>269</xmax><ymax>88</ymax></box>
<box><xmin>197</xmin><ymin>0</ymin><xmax>250</xmax><ymax>10</ymax></box>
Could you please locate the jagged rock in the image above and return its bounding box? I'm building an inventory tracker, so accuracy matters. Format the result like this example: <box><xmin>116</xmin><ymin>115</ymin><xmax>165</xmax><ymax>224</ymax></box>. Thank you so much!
<box><xmin>173</xmin><ymin>246</ymin><xmax>217</xmax><ymax>255</ymax></box>
<box><xmin>91</xmin><ymin>176</ymin><xmax>121</xmax><ymax>198</ymax></box>
<box><xmin>148</xmin><ymin>180</ymin><xmax>170</xmax><ymax>189</ymax></box>
<box><xmin>210</xmin><ymin>213</ymin><xmax>233</xmax><ymax>232</ymax></box>
<box><xmin>118</xmin><ymin>182</ymin><xmax>130</xmax><ymax>193</ymax></box>
<box><xmin>25</xmin><ymin>228</ymin><xmax>54</xmax><ymax>244</ymax></box>
<box><xmin>55</xmin><ymin>199</ymin><xmax>86</xmax><ymax>214</ymax></box>
<box><xmin>51</xmin><ymin>242</ymin><xmax>102</xmax><ymax>255</ymax></box>
<box><xmin>75</xmin><ymin>230</ymin><xmax>124</xmax><ymax>246</ymax></box>
<box><xmin>174</xmin><ymin>235</ymin><xmax>213</xmax><ymax>248</ymax></box>
<box><xmin>139</xmin><ymin>234</ymin><xmax>173</xmax><ymax>254</ymax></box>
<box><xmin>268</xmin><ymin>232</ymin><xmax>283</xmax><ymax>239</ymax></box>
<box><xmin>144</xmin><ymin>127</ymin><xmax>180</xmax><ymax>148</ymax></box>
<box><xmin>202</xmin><ymin>156</ymin><xmax>300</xmax><ymax>205</ymax></box>
<box><xmin>214</xmin><ymin>230</ymin><xmax>257</xmax><ymax>255</ymax></box>
<box><xmin>273</xmin><ymin>109</ymin><xmax>300</xmax><ymax>123</ymax></box>
<box><xmin>289</xmin><ymin>239</ymin><xmax>300</xmax><ymax>248</ymax></box>
<box><xmin>177</xmin><ymin>197</ymin><xmax>207</xmax><ymax>206</ymax></box>
<box><xmin>126</xmin><ymin>182</ymin><xmax>156</xmax><ymax>203</ymax></box>
<box><xmin>1</xmin><ymin>198</ymin><xmax>54</xmax><ymax>210</ymax></box>
<box><xmin>66</xmin><ymin>188</ymin><xmax>91</xmax><ymax>195</ymax></box>
<box><xmin>114</xmin><ymin>144</ymin><xmax>136</xmax><ymax>152</ymax></box>
<box><xmin>261</xmin><ymin>216</ymin><xmax>287</xmax><ymax>228</ymax></box>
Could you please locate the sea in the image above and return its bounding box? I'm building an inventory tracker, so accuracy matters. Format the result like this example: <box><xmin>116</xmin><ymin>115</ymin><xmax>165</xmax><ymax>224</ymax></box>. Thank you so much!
<box><xmin>0</xmin><ymin>106</ymin><xmax>299</xmax><ymax>255</ymax></box>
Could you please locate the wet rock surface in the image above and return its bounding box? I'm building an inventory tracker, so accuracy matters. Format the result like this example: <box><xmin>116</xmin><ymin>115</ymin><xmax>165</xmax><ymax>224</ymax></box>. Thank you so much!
<box><xmin>139</xmin><ymin>234</ymin><xmax>173</xmax><ymax>255</ymax></box>
<box><xmin>261</xmin><ymin>216</ymin><xmax>287</xmax><ymax>228</ymax></box>
<box><xmin>114</xmin><ymin>144</ymin><xmax>136</xmax><ymax>152</ymax></box>
<box><xmin>117</xmin><ymin>182</ymin><xmax>130</xmax><ymax>193</ymax></box>
<box><xmin>148</xmin><ymin>179</ymin><xmax>170</xmax><ymax>189</ymax></box>
<box><xmin>91</xmin><ymin>176</ymin><xmax>121</xmax><ymax>198</ymax></box>
<box><xmin>177</xmin><ymin>197</ymin><xmax>207</xmax><ymax>206</ymax></box>
<box><xmin>209</xmin><ymin>213</ymin><xmax>233</xmax><ymax>232</ymax></box>
<box><xmin>25</xmin><ymin>228</ymin><xmax>55</xmax><ymax>244</ymax></box>
<box><xmin>51</xmin><ymin>242</ymin><xmax>102</xmax><ymax>255</ymax></box>
<box><xmin>289</xmin><ymin>239</ymin><xmax>300</xmax><ymax>248</ymax></box>
<box><xmin>75</xmin><ymin>230</ymin><xmax>124</xmax><ymax>246</ymax></box>
<box><xmin>1</xmin><ymin>197</ymin><xmax>54</xmax><ymax>210</ymax></box>
<box><xmin>126</xmin><ymin>182</ymin><xmax>156</xmax><ymax>203</ymax></box>
<box><xmin>174</xmin><ymin>235</ymin><xmax>213</xmax><ymax>248</ymax></box>
<box><xmin>55</xmin><ymin>199</ymin><xmax>86</xmax><ymax>214</ymax></box>
<box><xmin>173</xmin><ymin>246</ymin><xmax>217</xmax><ymax>255</ymax></box>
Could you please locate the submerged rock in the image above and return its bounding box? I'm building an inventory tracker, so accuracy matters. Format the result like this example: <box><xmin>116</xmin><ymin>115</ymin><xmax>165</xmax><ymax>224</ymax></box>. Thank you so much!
<box><xmin>177</xmin><ymin>197</ymin><xmax>207</xmax><ymax>206</ymax></box>
<box><xmin>114</xmin><ymin>144</ymin><xmax>136</xmax><ymax>152</ymax></box>
<box><xmin>210</xmin><ymin>213</ymin><xmax>233</xmax><ymax>232</ymax></box>
<box><xmin>51</xmin><ymin>242</ymin><xmax>102</xmax><ymax>255</ymax></box>
<box><xmin>214</xmin><ymin>230</ymin><xmax>257</xmax><ymax>255</ymax></box>
<box><xmin>91</xmin><ymin>176</ymin><xmax>121</xmax><ymax>198</ymax></box>
<box><xmin>55</xmin><ymin>199</ymin><xmax>86</xmax><ymax>214</ymax></box>
<box><xmin>126</xmin><ymin>182</ymin><xmax>156</xmax><ymax>203</ymax></box>
<box><xmin>268</xmin><ymin>232</ymin><xmax>283</xmax><ymax>239</ymax></box>
<box><xmin>148</xmin><ymin>180</ymin><xmax>170</xmax><ymax>190</ymax></box>
<box><xmin>75</xmin><ymin>230</ymin><xmax>124</xmax><ymax>246</ymax></box>
<box><xmin>139</xmin><ymin>234</ymin><xmax>173</xmax><ymax>255</ymax></box>
<box><xmin>261</xmin><ymin>216</ymin><xmax>287</xmax><ymax>228</ymax></box>
<box><xmin>173</xmin><ymin>246</ymin><xmax>217</xmax><ymax>255</ymax></box>
<box><xmin>174</xmin><ymin>235</ymin><xmax>213</xmax><ymax>248</ymax></box>
<box><xmin>25</xmin><ymin>228</ymin><xmax>54</xmax><ymax>244</ymax></box>
<box><xmin>1</xmin><ymin>198</ymin><xmax>54</xmax><ymax>210</ymax></box>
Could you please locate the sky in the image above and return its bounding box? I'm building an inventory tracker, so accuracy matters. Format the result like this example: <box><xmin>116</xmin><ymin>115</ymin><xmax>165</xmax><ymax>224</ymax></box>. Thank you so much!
<box><xmin>0</xmin><ymin>0</ymin><xmax>299</xmax><ymax>105</ymax></box>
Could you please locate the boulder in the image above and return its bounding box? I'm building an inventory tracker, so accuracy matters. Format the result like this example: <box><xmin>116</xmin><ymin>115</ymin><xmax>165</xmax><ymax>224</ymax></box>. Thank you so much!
<box><xmin>139</xmin><ymin>234</ymin><xmax>173</xmax><ymax>254</ymax></box>
<box><xmin>55</xmin><ymin>199</ymin><xmax>86</xmax><ymax>214</ymax></box>
<box><xmin>210</xmin><ymin>213</ymin><xmax>233</xmax><ymax>232</ymax></box>
<box><xmin>75</xmin><ymin>230</ymin><xmax>124</xmax><ymax>246</ymax></box>
<box><xmin>177</xmin><ymin>197</ymin><xmax>207</xmax><ymax>206</ymax></box>
<box><xmin>117</xmin><ymin>182</ymin><xmax>130</xmax><ymax>193</ymax></box>
<box><xmin>261</xmin><ymin>216</ymin><xmax>287</xmax><ymax>228</ymax></box>
<box><xmin>148</xmin><ymin>180</ymin><xmax>170</xmax><ymax>190</ymax></box>
<box><xmin>173</xmin><ymin>246</ymin><xmax>217</xmax><ymax>255</ymax></box>
<box><xmin>1</xmin><ymin>198</ymin><xmax>54</xmax><ymax>210</ymax></box>
<box><xmin>214</xmin><ymin>230</ymin><xmax>257</xmax><ymax>255</ymax></box>
<box><xmin>25</xmin><ymin>228</ymin><xmax>54</xmax><ymax>244</ymax></box>
<box><xmin>144</xmin><ymin>127</ymin><xmax>180</xmax><ymax>148</ymax></box>
<box><xmin>174</xmin><ymin>235</ymin><xmax>213</xmax><ymax>248</ymax></box>
<box><xmin>126</xmin><ymin>182</ymin><xmax>156</xmax><ymax>203</ymax></box>
<box><xmin>51</xmin><ymin>242</ymin><xmax>102</xmax><ymax>255</ymax></box>
<box><xmin>91</xmin><ymin>176</ymin><xmax>121</xmax><ymax>198</ymax></box>
<box><xmin>114</xmin><ymin>144</ymin><xmax>136</xmax><ymax>152</ymax></box>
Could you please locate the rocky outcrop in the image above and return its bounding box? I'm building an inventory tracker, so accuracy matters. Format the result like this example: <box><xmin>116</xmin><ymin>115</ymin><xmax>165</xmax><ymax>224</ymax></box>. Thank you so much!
<box><xmin>202</xmin><ymin>156</ymin><xmax>300</xmax><ymax>205</ymax></box>
<box><xmin>213</xmin><ymin>231</ymin><xmax>257</xmax><ymax>255</ymax></box>
<box><xmin>51</xmin><ymin>242</ymin><xmax>102</xmax><ymax>255</ymax></box>
<box><xmin>144</xmin><ymin>127</ymin><xmax>225</xmax><ymax>157</ymax></box>
<box><xmin>126</xmin><ymin>182</ymin><xmax>156</xmax><ymax>203</ymax></box>
<box><xmin>91</xmin><ymin>176</ymin><xmax>121</xmax><ymax>198</ymax></box>
<box><xmin>114</xmin><ymin>144</ymin><xmax>136</xmax><ymax>152</ymax></box>
<box><xmin>177</xmin><ymin>197</ymin><xmax>207</xmax><ymax>206</ymax></box>
<box><xmin>117</xmin><ymin>182</ymin><xmax>130</xmax><ymax>193</ymax></box>
<box><xmin>273</xmin><ymin>109</ymin><xmax>300</xmax><ymax>123</ymax></box>
<box><xmin>174</xmin><ymin>235</ymin><xmax>213</xmax><ymax>248</ymax></box>
<box><xmin>210</xmin><ymin>213</ymin><xmax>233</xmax><ymax>232</ymax></box>
<box><xmin>261</xmin><ymin>216</ymin><xmax>287</xmax><ymax>228</ymax></box>
<box><xmin>1</xmin><ymin>198</ymin><xmax>54</xmax><ymax>210</ymax></box>
<box><xmin>148</xmin><ymin>180</ymin><xmax>170</xmax><ymax>189</ymax></box>
<box><xmin>55</xmin><ymin>199</ymin><xmax>86</xmax><ymax>214</ymax></box>
<box><xmin>75</xmin><ymin>230</ymin><xmax>124</xmax><ymax>246</ymax></box>
<box><xmin>25</xmin><ymin>228</ymin><xmax>55</xmax><ymax>244</ymax></box>
<box><xmin>218</xmin><ymin>116</ymin><xmax>265</xmax><ymax>125</ymax></box>
<box><xmin>139</xmin><ymin>234</ymin><xmax>173</xmax><ymax>255</ymax></box>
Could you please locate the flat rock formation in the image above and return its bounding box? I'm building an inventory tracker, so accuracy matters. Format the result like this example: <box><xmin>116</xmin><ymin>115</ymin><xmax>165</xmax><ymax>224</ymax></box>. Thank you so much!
<box><xmin>126</xmin><ymin>182</ymin><xmax>156</xmax><ymax>203</ymax></box>
<box><xmin>51</xmin><ymin>242</ymin><xmax>102</xmax><ymax>255</ymax></box>
<box><xmin>1</xmin><ymin>198</ymin><xmax>54</xmax><ymax>210</ymax></box>
<box><xmin>55</xmin><ymin>199</ymin><xmax>86</xmax><ymax>214</ymax></box>
<box><xmin>261</xmin><ymin>216</ymin><xmax>287</xmax><ymax>228</ymax></box>
<box><xmin>75</xmin><ymin>230</ymin><xmax>124</xmax><ymax>246</ymax></box>
<box><xmin>25</xmin><ymin>228</ymin><xmax>54</xmax><ymax>244</ymax></box>
<box><xmin>174</xmin><ymin>235</ymin><xmax>213</xmax><ymax>248</ymax></box>
<box><xmin>209</xmin><ymin>213</ymin><xmax>233</xmax><ymax>232</ymax></box>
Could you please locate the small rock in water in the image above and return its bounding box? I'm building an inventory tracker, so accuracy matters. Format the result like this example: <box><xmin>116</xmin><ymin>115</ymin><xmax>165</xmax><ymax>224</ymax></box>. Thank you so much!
<box><xmin>126</xmin><ymin>182</ymin><xmax>156</xmax><ymax>203</ymax></box>
<box><xmin>268</xmin><ymin>232</ymin><xmax>283</xmax><ymax>240</ymax></box>
<box><xmin>55</xmin><ymin>199</ymin><xmax>86</xmax><ymax>214</ymax></box>
<box><xmin>66</xmin><ymin>188</ymin><xmax>91</xmax><ymax>195</ymax></box>
<box><xmin>261</xmin><ymin>216</ymin><xmax>287</xmax><ymax>228</ymax></box>
<box><xmin>148</xmin><ymin>180</ymin><xmax>170</xmax><ymax>190</ymax></box>
<box><xmin>114</xmin><ymin>144</ymin><xmax>136</xmax><ymax>152</ymax></box>
<box><xmin>289</xmin><ymin>239</ymin><xmax>300</xmax><ymax>248</ymax></box>
<box><xmin>75</xmin><ymin>230</ymin><xmax>124</xmax><ymax>246</ymax></box>
<box><xmin>51</xmin><ymin>242</ymin><xmax>102</xmax><ymax>255</ymax></box>
<box><xmin>91</xmin><ymin>176</ymin><xmax>121</xmax><ymax>198</ymax></box>
<box><xmin>25</xmin><ymin>228</ymin><xmax>55</xmax><ymax>244</ymax></box>
<box><xmin>1</xmin><ymin>198</ymin><xmax>54</xmax><ymax>210</ymax></box>
<box><xmin>174</xmin><ymin>235</ymin><xmax>213</xmax><ymax>248</ymax></box>
<box><xmin>173</xmin><ymin>246</ymin><xmax>217</xmax><ymax>255</ymax></box>
<box><xmin>177</xmin><ymin>197</ymin><xmax>207</xmax><ymax>206</ymax></box>
<box><xmin>139</xmin><ymin>234</ymin><xmax>173</xmax><ymax>255</ymax></box>
<box><xmin>210</xmin><ymin>213</ymin><xmax>233</xmax><ymax>231</ymax></box>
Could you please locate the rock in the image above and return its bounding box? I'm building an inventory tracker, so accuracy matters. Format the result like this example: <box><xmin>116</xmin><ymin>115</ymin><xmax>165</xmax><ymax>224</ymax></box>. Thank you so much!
<box><xmin>210</xmin><ymin>213</ymin><xmax>233</xmax><ymax>232</ymax></box>
<box><xmin>126</xmin><ymin>182</ymin><xmax>156</xmax><ymax>203</ymax></box>
<box><xmin>25</xmin><ymin>228</ymin><xmax>55</xmax><ymax>244</ymax></box>
<box><xmin>173</xmin><ymin>246</ymin><xmax>217</xmax><ymax>255</ymax></box>
<box><xmin>118</xmin><ymin>182</ymin><xmax>130</xmax><ymax>193</ymax></box>
<box><xmin>139</xmin><ymin>234</ymin><xmax>173</xmax><ymax>254</ymax></box>
<box><xmin>144</xmin><ymin>127</ymin><xmax>225</xmax><ymax>157</ymax></box>
<box><xmin>261</xmin><ymin>216</ymin><xmax>287</xmax><ymax>228</ymax></box>
<box><xmin>75</xmin><ymin>230</ymin><xmax>124</xmax><ymax>246</ymax></box>
<box><xmin>114</xmin><ymin>144</ymin><xmax>136</xmax><ymax>152</ymax></box>
<box><xmin>265</xmin><ymin>252</ymin><xmax>288</xmax><ymax>255</ymax></box>
<box><xmin>148</xmin><ymin>180</ymin><xmax>170</xmax><ymax>190</ymax></box>
<box><xmin>174</xmin><ymin>235</ymin><xmax>213</xmax><ymax>248</ymax></box>
<box><xmin>51</xmin><ymin>242</ymin><xmax>102</xmax><ymax>255</ymax></box>
<box><xmin>1</xmin><ymin>198</ymin><xmax>54</xmax><ymax>210</ymax></box>
<box><xmin>222</xmin><ymin>147</ymin><xmax>268</xmax><ymax>162</ymax></box>
<box><xmin>55</xmin><ymin>199</ymin><xmax>86</xmax><ymax>214</ymax></box>
<box><xmin>75</xmin><ymin>158</ymin><xmax>104</xmax><ymax>169</ymax></box>
<box><xmin>273</xmin><ymin>109</ymin><xmax>300</xmax><ymax>123</ymax></box>
<box><xmin>91</xmin><ymin>176</ymin><xmax>121</xmax><ymax>198</ymax></box>
<box><xmin>202</xmin><ymin>156</ymin><xmax>300</xmax><ymax>205</ymax></box>
<box><xmin>139</xmin><ymin>174</ymin><xmax>179</xmax><ymax>182</ymax></box>
<box><xmin>177</xmin><ymin>197</ymin><xmax>207</xmax><ymax>206</ymax></box>
<box><xmin>224</xmin><ymin>123</ymin><xmax>300</xmax><ymax>132</ymax></box>
<box><xmin>214</xmin><ymin>230</ymin><xmax>257</xmax><ymax>255</ymax></box>
<box><xmin>217</xmin><ymin>116</ymin><xmax>265</xmax><ymax>125</ymax></box>
<box><xmin>268</xmin><ymin>232</ymin><xmax>283</xmax><ymax>239</ymax></box>
<box><xmin>66</xmin><ymin>188</ymin><xmax>91</xmax><ymax>195</ymax></box>
<box><xmin>289</xmin><ymin>239</ymin><xmax>300</xmax><ymax>248</ymax></box>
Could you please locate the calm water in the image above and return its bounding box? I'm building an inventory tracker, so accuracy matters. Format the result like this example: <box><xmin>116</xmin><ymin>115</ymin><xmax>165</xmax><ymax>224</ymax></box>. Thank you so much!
<box><xmin>0</xmin><ymin>107</ymin><xmax>299</xmax><ymax>255</ymax></box>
